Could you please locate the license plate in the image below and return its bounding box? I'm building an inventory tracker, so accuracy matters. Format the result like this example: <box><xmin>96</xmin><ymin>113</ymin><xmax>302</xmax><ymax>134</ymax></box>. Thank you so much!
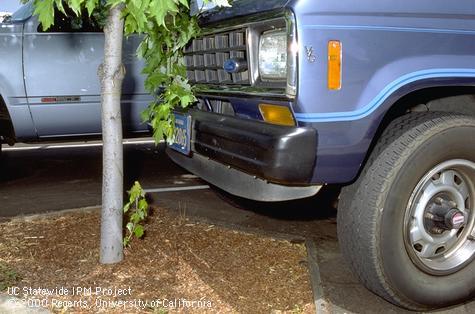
<box><xmin>169</xmin><ymin>113</ymin><xmax>191</xmax><ymax>155</ymax></box>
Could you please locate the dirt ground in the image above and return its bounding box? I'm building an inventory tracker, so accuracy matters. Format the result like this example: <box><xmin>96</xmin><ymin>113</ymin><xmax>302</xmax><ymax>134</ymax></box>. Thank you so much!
<box><xmin>0</xmin><ymin>207</ymin><xmax>315</xmax><ymax>313</ymax></box>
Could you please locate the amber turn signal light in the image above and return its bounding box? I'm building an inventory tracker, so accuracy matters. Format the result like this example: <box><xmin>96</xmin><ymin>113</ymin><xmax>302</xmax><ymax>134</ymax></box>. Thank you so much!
<box><xmin>328</xmin><ymin>40</ymin><xmax>342</xmax><ymax>90</ymax></box>
<box><xmin>259</xmin><ymin>104</ymin><xmax>295</xmax><ymax>126</ymax></box>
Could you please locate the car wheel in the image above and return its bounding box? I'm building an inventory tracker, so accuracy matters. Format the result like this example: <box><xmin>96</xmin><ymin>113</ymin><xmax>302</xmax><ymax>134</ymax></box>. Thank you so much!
<box><xmin>337</xmin><ymin>112</ymin><xmax>475</xmax><ymax>310</ymax></box>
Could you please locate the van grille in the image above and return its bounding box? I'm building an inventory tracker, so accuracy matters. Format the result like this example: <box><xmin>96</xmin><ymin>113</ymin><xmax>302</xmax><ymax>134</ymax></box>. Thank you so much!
<box><xmin>184</xmin><ymin>29</ymin><xmax>250</xmax><ymax>85</ymax></box>
<box><xmin>196</xmin><ymin>99</ymin><xmax>235</xmax><ymax>116</ymax></box>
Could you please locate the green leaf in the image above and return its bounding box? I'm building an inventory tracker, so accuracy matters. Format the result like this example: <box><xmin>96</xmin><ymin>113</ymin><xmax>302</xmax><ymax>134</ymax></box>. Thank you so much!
<box><xmin>69</xmin><ymin>0</ymin><xmax>84</xmax><ymax>16</ymax></box>
<box><xmin>149</xmin><ymin>0</ymin><xmax>179</xmax><ymax>27</ymax></box>
<box><xmin>140</xmin><ymin>107</ymin><xmax>151</xmax><ymax>123</ymax></box>
<box><xmin>54</xmin><ymin>0</ymin><xmax>65</xmax><ymax>14</ymax></box>
<box><xmin>33</xmin><ymin>0</ymin><xmax>55</xmax><ymax>30</ymax></box>
<box><xmin>124</xmin><ymin>13</ymin><xmax>139</xmax><ymax>34</ymax></box>
<box><xmin>134</xmin><ymin>225</ymin><xmax>144</xmax><ymax>238</ymax></box>
<box><xmin>123</xmin><ymin>203</ymin><xmax>130</xmax><ymax>213</ymax></box>
<box><xmin>85</xmin><ymin>0</ymin><xmax>98</xmax><ymax>16</ymax></box>
<box><xmin>123</xmin><ymin>181</ymin><xmax>148</xmax><ymax>247</ymax></box>
<box><xmin>128</xmin><ymin>181</ymin><xmax>143</xmax><ymax>199</ymax></box>
<box><xmin>131</xmin><ymin>212</ymin><xmax>141</xmax><ymax>223</ymax></box>
<box><xmin>139</xmin><ymin>199</ymin><xmax>149</xmax><ymax>211</ymax></box>
<box><xmin>126</xmin><ymin>222</ymin><xmax>134</xmax><ymax>233</ymax></box>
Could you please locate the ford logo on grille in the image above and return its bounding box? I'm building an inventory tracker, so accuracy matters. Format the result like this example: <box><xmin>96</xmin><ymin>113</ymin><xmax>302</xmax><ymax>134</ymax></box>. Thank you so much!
<box><xmin>223</xmin><ymin>58</ymin><xmax>247</xmax><ymax>74</ymax></box>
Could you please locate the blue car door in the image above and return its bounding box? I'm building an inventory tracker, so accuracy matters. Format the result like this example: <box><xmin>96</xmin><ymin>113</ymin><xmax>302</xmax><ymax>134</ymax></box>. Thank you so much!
<box><xmin>22</xmin><ymin>6</ymin><xmax>150</xmax><ymax>137</ymax></box>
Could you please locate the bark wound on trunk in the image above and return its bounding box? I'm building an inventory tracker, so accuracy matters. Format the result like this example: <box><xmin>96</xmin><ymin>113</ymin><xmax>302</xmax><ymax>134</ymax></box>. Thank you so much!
<box><xmin>99</xmin><ymin>4</ymin><xmax>126</xmax><ymax>264</ymax></box>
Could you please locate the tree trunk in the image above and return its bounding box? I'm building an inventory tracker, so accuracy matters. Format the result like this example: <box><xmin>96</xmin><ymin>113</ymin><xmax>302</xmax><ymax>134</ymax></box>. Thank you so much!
<box><xmin>99</xmin><ymin>4</ymin><xmax>125</xmax><ymax>264</ymax></box>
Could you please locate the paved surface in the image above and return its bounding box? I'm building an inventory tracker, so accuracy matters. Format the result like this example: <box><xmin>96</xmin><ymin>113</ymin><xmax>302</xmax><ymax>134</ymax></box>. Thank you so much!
<box><xmin>0</xmin><ymin>140</ymin><xmax>199</xmax><ymax>217</ymax></box>
<box><xmin>1</xmin><ymin>142</ymin><xmax>474</xmax><ymax>313</ymax></box>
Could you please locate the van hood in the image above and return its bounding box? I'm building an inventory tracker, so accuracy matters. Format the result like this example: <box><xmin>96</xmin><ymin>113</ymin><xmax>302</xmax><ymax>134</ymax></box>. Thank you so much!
<box><xmin>199</xmin><ymin>0</ymin><xmax>291</xmax><ymax>25</ymax></box>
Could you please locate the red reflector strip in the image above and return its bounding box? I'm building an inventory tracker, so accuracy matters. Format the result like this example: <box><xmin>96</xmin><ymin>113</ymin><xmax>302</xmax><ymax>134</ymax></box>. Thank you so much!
<box><xmin>41</xmin><ymin>97</ymin><xmax>57</xmax><ymax>103</ymax></box>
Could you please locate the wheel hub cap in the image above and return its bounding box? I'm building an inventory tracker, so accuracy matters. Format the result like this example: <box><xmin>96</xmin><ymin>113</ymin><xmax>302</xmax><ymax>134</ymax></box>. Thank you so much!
<box><xmin>404</xmin><ymin>159</ymin><xmax>475</xmax><ymax>275</ymax></box>
<box><xmin>444</xmin><ymin>208</ymin><xmax>466</xmax><ymax>230</ymax></box>
<box><xmin>423</xmin><ymin>196</ymin><xmax>466</xmax><ymax>234</ymax></box>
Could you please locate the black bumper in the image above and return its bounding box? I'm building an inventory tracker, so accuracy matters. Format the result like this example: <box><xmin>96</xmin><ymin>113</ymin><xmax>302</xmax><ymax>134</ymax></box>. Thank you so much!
<box><xmin>188</xmin><ymin>110</ymin><xmax>317</xmax><ymax>185</ymax></box>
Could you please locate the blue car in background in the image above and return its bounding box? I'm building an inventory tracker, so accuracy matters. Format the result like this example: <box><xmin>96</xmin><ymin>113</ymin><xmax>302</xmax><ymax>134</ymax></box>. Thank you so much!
<box><xmin>0</xmin><ymin>2</ymin><xmax>151</xmax><ymax>148</ymax></box>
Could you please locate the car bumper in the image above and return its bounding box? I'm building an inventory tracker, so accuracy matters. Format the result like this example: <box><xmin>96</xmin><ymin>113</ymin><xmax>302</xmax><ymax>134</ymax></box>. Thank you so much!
<box><xmin>167</xmin><ymin>110</ymin><xmax>321</xmax><ymax>201</ymax></box>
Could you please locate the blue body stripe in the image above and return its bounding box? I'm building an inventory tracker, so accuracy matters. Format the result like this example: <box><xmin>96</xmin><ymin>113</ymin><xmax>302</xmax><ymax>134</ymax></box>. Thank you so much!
<box><xmin>303</xmin><ymin>24</ymin><xmax>475</xmax><ymax>35</ymax></box>
<box><xmin>295</xmin><ymin>69</ymin><xmax>475</xmax><ymax>123</ymax></box>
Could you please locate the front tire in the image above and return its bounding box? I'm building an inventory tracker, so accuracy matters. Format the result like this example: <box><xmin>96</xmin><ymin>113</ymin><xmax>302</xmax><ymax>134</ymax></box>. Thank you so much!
<box><xmin>338</xmin><ymin>113</ymin><xmax>475</xmax><ymax>310</ymax></box>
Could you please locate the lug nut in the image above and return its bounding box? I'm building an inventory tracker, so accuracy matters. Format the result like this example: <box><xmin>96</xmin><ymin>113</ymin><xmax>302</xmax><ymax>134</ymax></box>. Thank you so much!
<box><xmin>424</xmin><ymin>212</ymin><xmax>436</xmax><ymax>220</ymax></box>
<box><xmin>431</xmin><ymin>227</ymin><xmax>445</xmax><ymax>234</ymax></box>
<box><xmin>434</xmin><ymin>197</ymin><xmax>444</xmax><ymax>205</ymax></box>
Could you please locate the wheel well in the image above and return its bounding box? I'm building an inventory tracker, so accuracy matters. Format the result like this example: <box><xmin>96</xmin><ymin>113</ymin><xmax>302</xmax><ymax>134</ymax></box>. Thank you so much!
<box><xmin>359</xmin><ymin>86</ymin><xmax>475</xmax><ymax>181</ymax></box>
<box><xmin>384</xmin><ymin>86</ymin><xmax>475</xmax><ymax>119</ymax></box>
<box><xmin>0</xmin><ymin>95</ymin><xmax>16</xmax><ymax>144</ymax></box>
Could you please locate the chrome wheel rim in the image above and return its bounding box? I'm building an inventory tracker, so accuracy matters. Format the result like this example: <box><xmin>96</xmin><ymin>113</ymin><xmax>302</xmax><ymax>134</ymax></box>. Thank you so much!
<box><xmin>404</xmin><ymin>159</ymin><xmax>475</xmax><ymax>275</ymax></box>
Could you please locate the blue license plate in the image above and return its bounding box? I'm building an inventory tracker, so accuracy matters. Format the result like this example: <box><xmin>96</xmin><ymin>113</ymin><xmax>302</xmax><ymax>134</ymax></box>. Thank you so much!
<box><xmin>169</xmin><ymin>113</ymin><xmax>191</xmax><ymax>155</ymax></box>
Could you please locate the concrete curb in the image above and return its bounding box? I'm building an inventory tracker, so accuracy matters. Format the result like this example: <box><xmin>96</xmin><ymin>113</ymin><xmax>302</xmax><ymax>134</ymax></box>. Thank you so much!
<box><xmin>305</xmin><ymin>239</ymin><xmax>331</xmax><ymax>314</ymax></box>
<box><xmin>0</xmin><ymin>294</ymin><xmax>51</xmax><ymax>314</ymax></box>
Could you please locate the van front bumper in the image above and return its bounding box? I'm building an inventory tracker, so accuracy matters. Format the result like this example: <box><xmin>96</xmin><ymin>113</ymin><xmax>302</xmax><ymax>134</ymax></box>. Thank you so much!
<box><xmin>167</xmin><ymin>110</ymin><xmax>321</xmax><ymax>201</ymax></box>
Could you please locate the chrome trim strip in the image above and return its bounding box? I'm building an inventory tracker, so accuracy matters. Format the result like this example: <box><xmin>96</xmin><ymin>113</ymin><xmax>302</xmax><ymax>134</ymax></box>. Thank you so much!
<box><xmin>286</xmin><ymin>11</ymin><xmax>298</xmax><ymax>97</ymax></box>
<box><xmin>247</xmin><ymin>25</ymin><xmax>259</xmax><ymax>85</ymax></box>
<box><xmin>194</xmin><ymin>85</ymin><xmax>288</xmax><ymax>99</ymax></box>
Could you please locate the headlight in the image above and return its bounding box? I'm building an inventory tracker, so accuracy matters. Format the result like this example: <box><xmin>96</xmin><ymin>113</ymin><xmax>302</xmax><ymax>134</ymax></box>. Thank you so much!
<box><xmin>258</xmin><ymin>29</ymin><xmax>287</xmax><ymax>81</ymax></box>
